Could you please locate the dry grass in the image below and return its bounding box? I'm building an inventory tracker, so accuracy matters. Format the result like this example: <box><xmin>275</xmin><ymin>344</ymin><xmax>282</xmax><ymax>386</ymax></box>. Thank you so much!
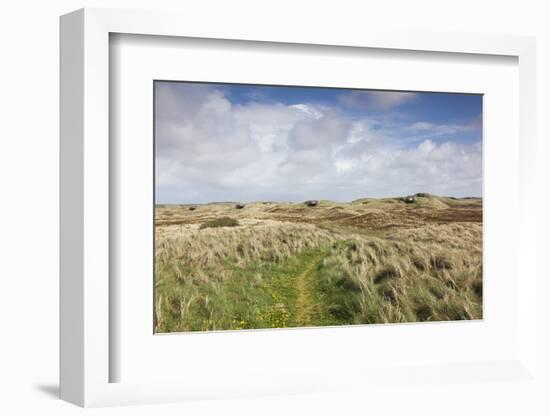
<box><xmin>157</xmin><ymin>221</ymin><xmax>335</xmax><ymax>270</ymax></box>
<box><xmin>314</xmin><ymin>223</ymin><xmax>482</xmax><ymax>324</ymax></box>
<box><xmin>155</xmin><ymin>195</ymin><xmax>483</xmax><ymax>332</ymax></box>
<box><xmin>155</xmin><ymin>221</ymin><xmax>337</xmax><ymax>332</ymax></box>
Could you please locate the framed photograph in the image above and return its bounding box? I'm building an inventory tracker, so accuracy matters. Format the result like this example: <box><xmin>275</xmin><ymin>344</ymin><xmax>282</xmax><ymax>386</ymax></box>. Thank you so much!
<box><xmin>152</xmin><ymin>80</ymin><xmax>484</xmax><ymax>334</ymax></box>
<box><xmin>60</xmin><ymin>8</ymin><xmax>537</xmax><ymax>407</ymax></box>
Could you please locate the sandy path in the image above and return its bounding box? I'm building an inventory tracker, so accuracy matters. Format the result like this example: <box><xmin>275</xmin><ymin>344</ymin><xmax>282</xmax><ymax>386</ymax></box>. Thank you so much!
<box><xmin>294</xmin><ymin>254</ymin><xmax>322</xmax><ymax>326</ymax></box>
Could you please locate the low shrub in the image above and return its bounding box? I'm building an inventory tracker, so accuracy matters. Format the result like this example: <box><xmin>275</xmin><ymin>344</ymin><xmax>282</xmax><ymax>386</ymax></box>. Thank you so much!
<box><xmin>199</xmin><ymin>217</ymin><xmax>239</xmax><ymax>230</ymax></box>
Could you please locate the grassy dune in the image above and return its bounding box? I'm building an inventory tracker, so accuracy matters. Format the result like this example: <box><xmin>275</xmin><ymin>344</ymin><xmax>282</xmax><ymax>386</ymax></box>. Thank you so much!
<box><xmin>154</xmin><ymin>195</ymin><xmax>482</xmax><ymax>332</ymax></box>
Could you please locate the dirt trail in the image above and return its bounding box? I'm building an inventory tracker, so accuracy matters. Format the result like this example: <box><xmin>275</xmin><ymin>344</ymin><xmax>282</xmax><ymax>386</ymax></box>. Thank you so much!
<box><xmin>295</xmin><ymin>255</ymin><xmax>322</xmax><ymax>326</ymax></box>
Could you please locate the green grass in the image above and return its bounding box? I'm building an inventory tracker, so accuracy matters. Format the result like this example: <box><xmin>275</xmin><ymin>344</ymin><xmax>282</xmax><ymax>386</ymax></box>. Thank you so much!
<box><xmin>155</xmin><ymin>246</ymin><xmax>345</xmax><ymax>332</ymax></box>
<box><xmin>155</xmin><ymin>232</ymin><xmax>482</xmax><ymax>331</ymax></box>
<box><xmin>154</xmin><ymin>203</ymin><xmax>483</xmax><ymax>332</ymax></box>
<box><xmin>199</xmin><ymin>217</ymin><xmax>239</xmax><ymax>230</ymax></box>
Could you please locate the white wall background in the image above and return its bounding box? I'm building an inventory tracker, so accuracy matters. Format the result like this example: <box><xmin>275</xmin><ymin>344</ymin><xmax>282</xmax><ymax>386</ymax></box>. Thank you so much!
<box><xmin>0</xmin><ymin>1</ymin><xmax>548</xmax><ymax>415</ymax></box>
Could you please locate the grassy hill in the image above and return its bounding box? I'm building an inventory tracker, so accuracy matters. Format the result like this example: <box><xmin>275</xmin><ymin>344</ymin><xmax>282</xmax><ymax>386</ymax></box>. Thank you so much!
<box><xmin>154</xmin><ymin>194</ymin><xmax>482</xmax><ymax>332</ymax></box>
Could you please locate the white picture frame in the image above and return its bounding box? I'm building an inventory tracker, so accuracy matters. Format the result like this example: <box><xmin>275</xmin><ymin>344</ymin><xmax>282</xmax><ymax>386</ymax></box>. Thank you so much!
<box><xmin>60</xmin><ymin>7</ymin><xmax>537</xmax><ymax>408</ymax></box>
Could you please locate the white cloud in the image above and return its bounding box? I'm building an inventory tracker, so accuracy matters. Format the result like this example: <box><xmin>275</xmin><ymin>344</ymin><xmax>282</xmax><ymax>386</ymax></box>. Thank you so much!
<box><xmin>338</xmin><ymin>90</ymin><xmax>417</xmax><ymax>111</ymax></box>
<box><xmin>411</xmin><ymin>121</ymin><xmax>434</xmax><ymax>130</ymax></box>
<box><xmin>410</xmin><ymin>118</ymin><xmax>481</xmax><ymax>137</ymax></box>
<box><xmin>155</xmin><ymin>84</ymin><xmax>481</xmax><ymax>203</ymax></box>
<box><xmin>290</xmin><ymin>104</ymin><xmax>323</xmax><ymax>120</ymax></box>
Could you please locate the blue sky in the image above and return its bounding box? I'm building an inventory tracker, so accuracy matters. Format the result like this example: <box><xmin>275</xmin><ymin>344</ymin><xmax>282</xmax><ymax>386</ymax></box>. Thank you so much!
<box><xmin>225</xmin><ymin>84</ymin><xmax>481</xmax><ymax>127</ymax></box>
<box><xmin>155</xmin><ymin>81</ymin><xmax>482</xmax><ymax>203</ymax></box>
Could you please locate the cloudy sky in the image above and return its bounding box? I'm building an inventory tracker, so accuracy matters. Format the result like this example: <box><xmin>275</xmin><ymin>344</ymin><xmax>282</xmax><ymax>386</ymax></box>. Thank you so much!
<box><xmin>155</xmin><ymin>81</ymin><xmax>482</xmax><ymax>204</ymax></box>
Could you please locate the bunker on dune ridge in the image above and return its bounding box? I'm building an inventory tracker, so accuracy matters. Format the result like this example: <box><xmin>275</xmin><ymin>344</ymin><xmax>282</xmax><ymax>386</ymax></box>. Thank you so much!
<box><xmin>402</xmin><ymin>195</ymin><xmax>417</xmax><ymax>204</ymax></box>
